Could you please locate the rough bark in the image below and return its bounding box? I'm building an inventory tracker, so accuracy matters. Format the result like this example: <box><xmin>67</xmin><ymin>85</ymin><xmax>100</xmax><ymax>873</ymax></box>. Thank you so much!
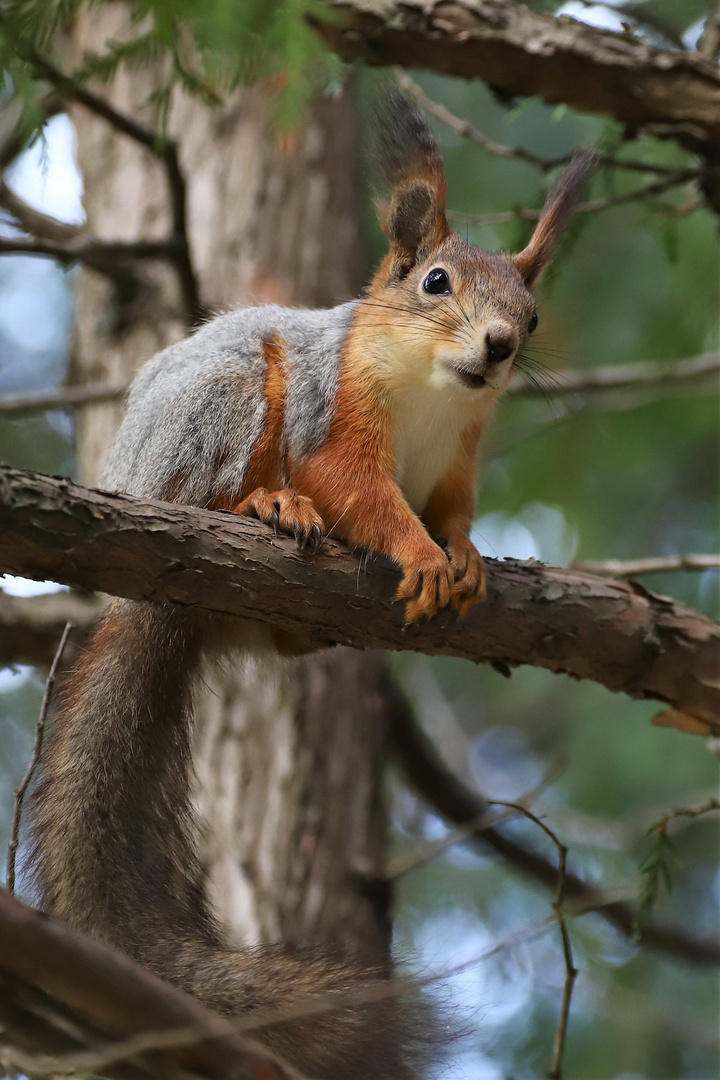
<box><xmin>315</xmin><ymin>0</ymin><xmax>720</xmax><ymax>206</ymax></box>
<box><xmin>61</xmin><ymin>0</ymin><xmax>388</xmax><ymax>974</ymax></box>
<box><xmin>1</xmin><ymin>463</ymin><xmax>718</xmax><ymax>732</ymax></box>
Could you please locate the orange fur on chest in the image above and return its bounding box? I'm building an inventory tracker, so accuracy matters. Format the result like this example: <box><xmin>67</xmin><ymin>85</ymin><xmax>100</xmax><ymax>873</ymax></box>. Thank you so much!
<box><xmin>288</xmin><ymin>331</ymin><xmax>395</xmax><ymax>540</ymax></box>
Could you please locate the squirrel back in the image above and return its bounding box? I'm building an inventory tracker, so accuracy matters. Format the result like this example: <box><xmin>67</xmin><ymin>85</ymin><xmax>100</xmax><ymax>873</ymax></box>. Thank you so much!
<box><xmin>30</xmin><ymin>92</ymin><xmax>594</xmax><ymax>1077</ymax></box>
<box><xmin>102</xmin><ymin>302</ymin><xmax>357</xmax><ymax>507</ymax></box>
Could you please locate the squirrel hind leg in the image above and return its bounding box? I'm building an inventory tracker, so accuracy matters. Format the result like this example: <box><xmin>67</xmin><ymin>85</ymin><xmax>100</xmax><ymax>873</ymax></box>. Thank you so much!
<box><xmin>233</xmin><ymin>487</ymin><xmax>324</xmax><ymax>551</ymax></box>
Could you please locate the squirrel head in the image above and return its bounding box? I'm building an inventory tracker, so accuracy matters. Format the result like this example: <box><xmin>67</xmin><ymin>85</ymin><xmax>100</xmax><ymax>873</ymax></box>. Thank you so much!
<box><xmin>363</xmin><ymin>91</ymin><xmax>595</xmax><ymax>398</ymax></box>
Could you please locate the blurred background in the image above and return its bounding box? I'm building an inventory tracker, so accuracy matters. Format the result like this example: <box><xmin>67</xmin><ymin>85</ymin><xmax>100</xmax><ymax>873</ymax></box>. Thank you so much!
<box><xmin>0</xmin><ymin>1</ymin><xmax>718</xmax><ymax>1078</ymax></box>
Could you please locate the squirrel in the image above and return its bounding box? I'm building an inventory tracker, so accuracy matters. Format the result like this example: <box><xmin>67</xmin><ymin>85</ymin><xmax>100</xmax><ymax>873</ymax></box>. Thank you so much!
<box><xmin>29</xmin><ymin>93</ymin><xmax>594</xmax><ymax>1078</ymax></box>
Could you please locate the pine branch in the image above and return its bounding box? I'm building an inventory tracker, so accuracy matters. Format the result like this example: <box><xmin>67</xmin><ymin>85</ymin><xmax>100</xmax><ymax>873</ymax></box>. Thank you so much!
<box><xmin>0</xmin><ymin>463</ymin><xmax>718</xmax><ymax>732</ymax></box>
<box><xmin>0</xmin><ymin>19</ymin><xmax>205</xmax><ymax>326</ymax></box>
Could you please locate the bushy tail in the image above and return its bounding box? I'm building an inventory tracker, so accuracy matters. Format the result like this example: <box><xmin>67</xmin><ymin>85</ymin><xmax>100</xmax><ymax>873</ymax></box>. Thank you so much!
<box><xmin>30</xmin><ymin>599</ymin><xmax>443</xmax><ymax>1078</ymax></box>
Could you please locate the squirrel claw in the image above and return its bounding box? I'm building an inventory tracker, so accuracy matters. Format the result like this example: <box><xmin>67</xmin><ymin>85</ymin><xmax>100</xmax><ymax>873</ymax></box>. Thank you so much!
<box><xmin>233</xmin><ymin>488</ymin><xmax>323</xmax><ymax>552</ymax></box>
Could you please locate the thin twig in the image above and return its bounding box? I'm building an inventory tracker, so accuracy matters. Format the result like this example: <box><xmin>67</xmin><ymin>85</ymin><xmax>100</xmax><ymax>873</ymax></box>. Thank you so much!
<box><xmin>487</xmin><ymin>801</ymin><xmax>577</xmax><ymax>1080</ymax></box>
<box><xmin>658</xmin><ymin>797</ymin><xmax>720</xmax><ymax>833</ymax></box>
<box><xmin>573</xmin><ymin>554</ymin><xmax>720</xmax><ymax>577</ymax></box>
<box><xmin>6</xmin><ymin>621</ymin><xmax>72</xmax><ymax>896</ymax></box>
<box><xmin>385</xmin><ymin>764</ymin><xmax>561</xmax><ymax>878</ymax></box>
<box><xmin>33</xmin><ymin>51</ymin><xmax>204</xmax><ymax>324</ymax></box>
<box><xmin>449</xmin><ymin>171</ymin><xmax>699</xmax><ymax>227</ymax></box>
<box><xmin>549</xmin><ymin>846</ymin><xmax>577</xmax><ymax>1080</ymax></box>
<box><xmin>0</xmin><ymin>884</ymin><xmax>555</xmax><ymax>1080</ymax></box>
<box><xmin>385</xmin><ymin>678</ymin><xmax>720</xmax><ymax>966</ymax></box>
<box><xmin>384</xmin><ymin>805</ymin><xmax>519</xmax><ymax>879</ymax></box>
<box><xmin>394</xmin><ymin>69</ymin><xmax>710</xmax><ymax>180</ymax></box>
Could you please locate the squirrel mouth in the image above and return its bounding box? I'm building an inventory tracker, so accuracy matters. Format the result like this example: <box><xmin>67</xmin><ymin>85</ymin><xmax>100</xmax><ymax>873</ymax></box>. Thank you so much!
<box><xmin>451</xmin><ymin>365</ymin><xmax>486</xmax><ymax>390</ymax></box>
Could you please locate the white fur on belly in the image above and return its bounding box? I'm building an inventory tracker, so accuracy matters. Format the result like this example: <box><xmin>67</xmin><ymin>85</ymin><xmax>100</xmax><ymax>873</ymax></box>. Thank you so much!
<box><xmin>393</xmin><ymin>385</ymin><xmax>480</xmax><ymax>515</ymax></box>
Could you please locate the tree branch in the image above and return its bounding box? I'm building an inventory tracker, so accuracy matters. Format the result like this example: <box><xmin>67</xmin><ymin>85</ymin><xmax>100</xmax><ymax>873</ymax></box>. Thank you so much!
<box><xmin>507</xmin><ymin>352</ymin><xmax>720</xmax><ymax>399</ymax></box>
<box><xmin>0</xmin><ymin>463</ymin><xmax>718</xmax><ymax>730</ymax></box>
<box><xmin>0</xmin><ymin>382</ymin><xmax>127</xmax><ymax>417</ymax></box>
<box><xmin>314</xmin><ymin>0</ymin><xmax>720</xmax><ymax>207</ymax></box>
<box><xmin>0</xmin><ymin>589</ymin><xmax>102</xmax><ymax>668</ymax></box>
<box><xmin>698</xmin><ymin>0</ymin><xmax>720</xmax><ymax>62</ymax></box>
<box><xmin>1</xmin><ymin>352</ymin><xmax>716</xmax><ymax>420</ymax></box>
<box><xmin>0</xmin><ymin>15</ymin><xmax>205</xmax><ymax>326</ymax></box>
<box><xmin>25</xmin><ymin>47</ymin><xmax>203</xmax><ymax>325</ymax></box>
<box><xmin>448</xmin><ymin>170</ymin><xmax>699</xmax><ymax>226</ymax></box>
<box><xmin>0</xmin><ymin>888</ymin><xmax>297</xmax><ymax>1080</ymax></box>
<box><xmin>0</xmin><ymin>178</ymin><xmax>83</xmax><ymax>243</ymax></box>
<box><xmin>0</xmin><ymin>234</ymin><xmax>182</xmax><ymax>272</ymax></box>
<box><xmin>394</xmin><ymin>67</ymin><xmax>707</xmax><ymax>178</ymax></box>
<box><xmin>573</xmin><ymin>555</ymin><xmax>720</xmax><ymax>577</ymax></box>
<box><xmin>384</xmin><ymin>675</ymin><xmax>720</xmax><ymax>966</ymax></box>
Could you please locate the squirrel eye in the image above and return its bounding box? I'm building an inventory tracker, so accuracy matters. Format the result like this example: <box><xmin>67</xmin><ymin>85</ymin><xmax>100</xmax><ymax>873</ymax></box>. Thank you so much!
<box><xmin>423</xmin><ymin>268</ymin><xmax>451</xmax><ymax>295</ymax></box>
<box><xmin>528</xmin><ymin>311</ymin><xmax>538</xmax><ymax>334</ymax></box>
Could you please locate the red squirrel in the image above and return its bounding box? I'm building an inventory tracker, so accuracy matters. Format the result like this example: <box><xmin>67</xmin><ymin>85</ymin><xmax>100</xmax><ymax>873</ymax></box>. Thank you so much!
<box><xmin>30</xmin><ymin>93</ymin><xmax>594</xmax><ymax>1078</ymax></box>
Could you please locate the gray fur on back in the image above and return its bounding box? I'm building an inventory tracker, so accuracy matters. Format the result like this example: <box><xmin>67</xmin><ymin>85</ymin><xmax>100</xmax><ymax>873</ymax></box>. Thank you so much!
<box><xmin>102</xmin><ymin>302</ymin><xmax>358</xmax><ymax>508</ymax></box>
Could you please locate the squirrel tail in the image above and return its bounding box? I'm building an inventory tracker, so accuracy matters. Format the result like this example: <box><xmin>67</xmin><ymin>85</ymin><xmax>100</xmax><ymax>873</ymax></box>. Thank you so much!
<box><xmin>30</xmin><ymin>600</ymin><xmax>443</xmax><ymax>1078</ymax></box>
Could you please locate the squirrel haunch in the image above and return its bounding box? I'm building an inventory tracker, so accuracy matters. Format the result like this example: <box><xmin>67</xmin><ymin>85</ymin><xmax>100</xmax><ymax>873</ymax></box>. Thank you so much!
<box><xmin>29</xmin><ymin>95</ymin><xmax>594</xmax><ymax>1076</ymax></box>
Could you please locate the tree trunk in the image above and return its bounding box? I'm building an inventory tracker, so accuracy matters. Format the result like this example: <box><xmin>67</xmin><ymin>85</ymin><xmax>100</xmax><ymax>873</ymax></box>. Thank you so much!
<box><xmin>64</xmin><ymin>2</ymin><xmax>392</xmax><ymax>966</ymax></box>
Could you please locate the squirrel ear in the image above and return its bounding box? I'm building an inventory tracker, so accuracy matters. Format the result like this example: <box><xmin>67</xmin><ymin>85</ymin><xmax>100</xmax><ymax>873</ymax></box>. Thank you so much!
<box><xmin>383</xmin><ymin>180</ymin><xmax>449</xmax><ymax>280</ymax></box>
<box><xmin>514</xmin><ymin>152</ymin><xmax>597</xmax><ymax>288</ymax></box>
<box><xmin>375</xmin><ymin>90</ymin><xmax>449</xmax><ymax>281</ymax></box>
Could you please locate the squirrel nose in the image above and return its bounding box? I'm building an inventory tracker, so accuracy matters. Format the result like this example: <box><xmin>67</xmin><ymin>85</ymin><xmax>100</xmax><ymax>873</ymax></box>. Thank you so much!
<box><xmin>486</xmin><ymin>327</ymin><xmax>517</xmax><ymax>364</ymax></box>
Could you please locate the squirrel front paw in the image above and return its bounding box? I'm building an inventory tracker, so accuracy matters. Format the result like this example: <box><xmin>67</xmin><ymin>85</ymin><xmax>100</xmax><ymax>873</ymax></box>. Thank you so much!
<box><xmin>396</xmin><ymin>545</ymin><xmax>456</xmax><ymax>624</ymax></box>
<box><xmin>234</xmin><ymin>488</ymin><xmax>324</xmax><ymax>550</ymax></box>
<box><xmin>446</xmin><ymin>537</ymin><xmax>487</xmax><ymax>616</ymax></box>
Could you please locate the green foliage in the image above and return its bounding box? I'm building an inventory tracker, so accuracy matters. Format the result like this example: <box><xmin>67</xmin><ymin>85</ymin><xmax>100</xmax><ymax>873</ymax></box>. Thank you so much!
<box><xmin>0</xmin><ymin>0</ymin><xmax>337</xmax><ymax>133</ymax></box>
<box><xmin>634</xmin><ymin>821</ymin><xmax>684</xmax><ymax>938</ymax></box>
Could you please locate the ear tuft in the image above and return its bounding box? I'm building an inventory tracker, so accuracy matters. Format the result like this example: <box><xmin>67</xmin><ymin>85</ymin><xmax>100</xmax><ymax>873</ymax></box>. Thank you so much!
<box><xmin>374</xmin><ymin>88</ymin><xmax>449</xmax><ymax>281</ymax></box>
<box><xmin>514</xmin><ymin>151</ymin><xmax>597</xmax><ymax>288</ymax></box>
<box><xmin>375</xmin><ymin>89</ymin><xmax>444</xmax><ymax>189</ymax></box>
